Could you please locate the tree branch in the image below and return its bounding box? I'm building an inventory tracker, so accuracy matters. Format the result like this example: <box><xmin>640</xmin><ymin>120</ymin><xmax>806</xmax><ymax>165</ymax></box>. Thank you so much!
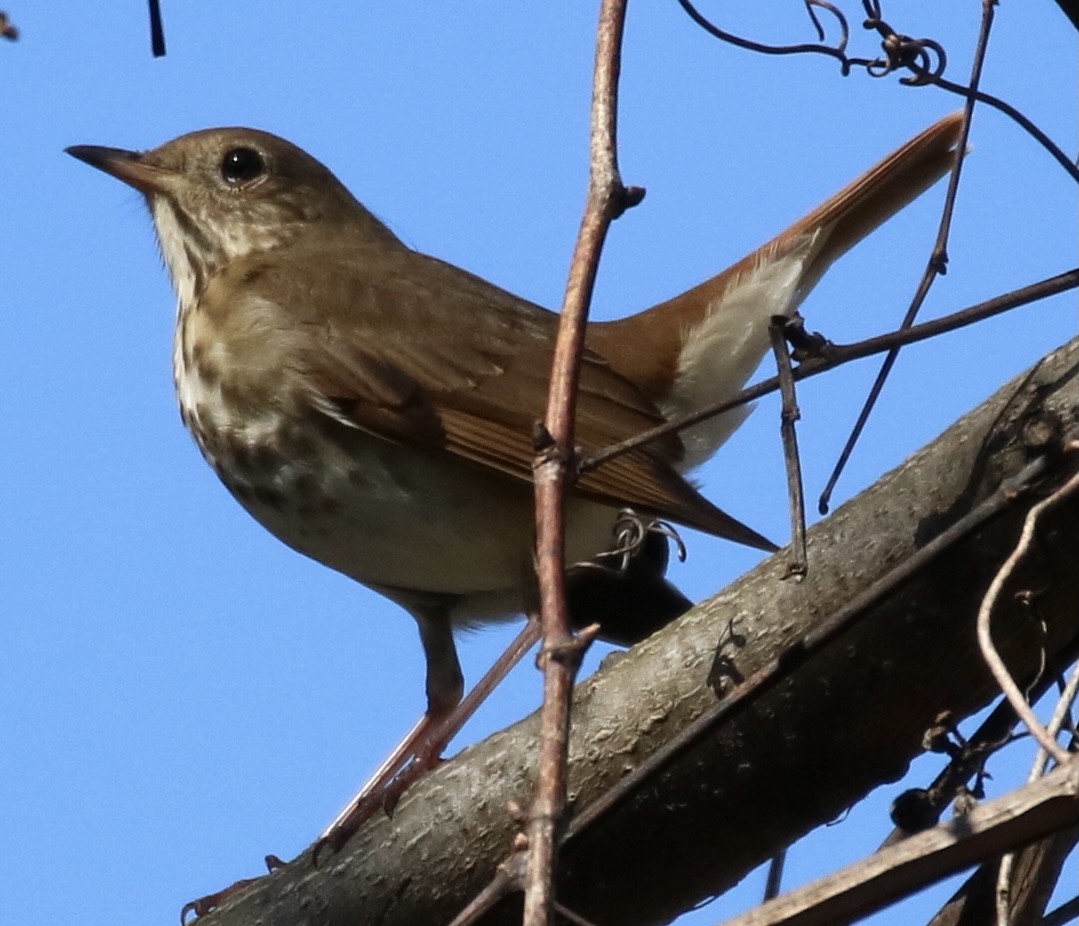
<box><xmin>192</xmin><ymin>336</ymin><xmax>1079</xmax><ymax>926</ymax></box>
<box><xmin>717</xmin><ymin>763</ymin><xmax>1079</xmax><ymax>926</ymax></box>
<box><xmin>526</xmin><ymin>0</ymin><xmax>636</xmax><ymax>921</ymax></box>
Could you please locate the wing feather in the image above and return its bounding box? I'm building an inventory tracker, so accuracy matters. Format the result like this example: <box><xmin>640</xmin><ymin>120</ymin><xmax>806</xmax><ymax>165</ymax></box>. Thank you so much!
<box><xmin>225</xmin><ymin>246</ymin><xmax>774</xmax><ymax>549</ymax></box>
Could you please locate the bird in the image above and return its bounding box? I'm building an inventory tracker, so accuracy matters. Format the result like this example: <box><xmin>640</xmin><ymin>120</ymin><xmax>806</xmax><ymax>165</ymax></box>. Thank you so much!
<box><xmin>66</xmin><ymin>111</ymin><xmax>963</xmax><ymax>852</ymax></box>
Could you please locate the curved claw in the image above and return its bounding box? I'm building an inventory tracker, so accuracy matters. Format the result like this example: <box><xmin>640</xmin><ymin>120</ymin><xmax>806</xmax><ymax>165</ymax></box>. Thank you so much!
<box><xmin>178</xmin><ymin>871</ymin><xmax>274</xmax><ymax>923</ymax></box>
<box><xmin>311</xmin><ymin>834</ymin><xmax>334</xmax><ymax>870</ymax></box>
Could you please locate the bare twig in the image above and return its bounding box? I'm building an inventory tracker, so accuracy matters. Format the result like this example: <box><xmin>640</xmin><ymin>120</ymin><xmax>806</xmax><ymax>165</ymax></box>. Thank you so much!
<box><xmin>915</xmin><ymin>73</ymin><xmax>1079</xmax><ymax>186</ymax></box>
<box><xmin>553</xmin><ymin>902</ymin><xmax>600</xmax><ymax>926</ymax></box>
<box><xmin>764</xmin><ymin>851</ymin><xmax>787</xmax><ymax>903</ymax></box>
<box><xmin>867</xmin><ymin>3</ymin><xmax>1079</xmax><ymax>186</ymax></box>
<box><xmin>976</xmin><ymin>445</ymin><xmax>1079</xmax><ymax>768</ymax></box>
<box><xmin>925</xmin><ymin>822</ymin><xmax>1079</xmax><ymax>926</ymax></box>
<box><xmin>1053</xmin><ymin>0</ymin><xmax>1079</xmax><ymax>30</ymax></box>
<box><xmin>148</xmin><ymin>0</ymin><xmax>166</xmax><ymax>56</ymax></box>
<box><xmin>817</xmin><ymin>0</ymin><xmax>992</xmax><ymax>514</ymax></box>
<box><xmin>715</xmin><ymin>763</ymin><xmax>1079</xmax><ymax>926</ymax></box>
<box><xmin>1045</xmin><ymin>895</ymin><xmax>1079</xmax><ymax>926</ymax></box>
<box><xmin>884</xmin><ymin>665</ymin><xmax>1078</xmax><ymax>845</ymax></box>
<box><xmin>995</xmin><ymin>662</ymin><xmax>1079</xmax><ymax>924</ymax></box>
<box><xmin>1031</xmin><ymin>664</ymin><xmax>1079</xmax><ymax>782</ymax></box>
<box><xmin>0</xmin><ymin>11</ymin><xmax>17</xmax><ymax>40</ymax></box>
<box><xmin>446</xmin><ymin>866</ymin><xmax>519</xmax><ymax>926</ymax></box>
<box><xmin>769</xmin><ymin>317</ymin><xmax>808</xmax><ymax>575</ymax></box>
<box><xmin>526</xmin><ymin>0</ymin><xmax>638</xmax><ymax>922</ymax></box>
<box><xmin>678</xmin><ymin>2</ymin><xmax>1079</xmax><ymax>184</ymax></box>
<box><xmin>581</xmin><ymin>269</ymin><xmax>1079</xmax><ymax>476</ymax></box>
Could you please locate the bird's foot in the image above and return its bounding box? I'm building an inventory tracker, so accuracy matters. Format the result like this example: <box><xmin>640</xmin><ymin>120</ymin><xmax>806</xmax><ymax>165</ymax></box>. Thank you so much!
<box><xmin>312</xmin><ymin>754</ymin><xmax>446</xmax><ymax>865</ymax></box>
<box><xmin>179</xmin><ymin>855</ymin><xmax>287</xmax><ymax>923</ymax></box>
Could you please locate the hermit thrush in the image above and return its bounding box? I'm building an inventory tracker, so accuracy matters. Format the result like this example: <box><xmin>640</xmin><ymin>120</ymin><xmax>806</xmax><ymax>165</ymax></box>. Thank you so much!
<box><xmin>67</xmin><ymin>112</ymin><xmax>962</xmax><ymax>851</ymax></box>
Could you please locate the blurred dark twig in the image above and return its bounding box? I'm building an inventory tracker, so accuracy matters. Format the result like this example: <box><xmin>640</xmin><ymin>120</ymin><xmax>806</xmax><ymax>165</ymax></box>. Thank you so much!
<box><xmin>148</xmin><ymin>0</ymin><xmax>166</xmax><ymax>57</ymax></box>
<box><xmin>1052</xmin><ymin>0</ymin><xmax>1079</xmax><ymax>30</ymax></box>
<box><xmin>0</xmin><ymin>11</ymin><xmax>18</xmax><ymax>41</ymax></box>
<box><xmin>675</xmin><ymin>0</ymin><xmax>1079</xmax><ymax>186</ymax></box>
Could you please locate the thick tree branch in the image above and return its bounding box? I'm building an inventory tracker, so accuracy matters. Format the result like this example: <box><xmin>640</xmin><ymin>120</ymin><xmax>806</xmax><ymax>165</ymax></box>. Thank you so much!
<box><xmin>193</xmin><ymin>337</ymin><xmax>1079</xmax><ymax>926</ymax></box>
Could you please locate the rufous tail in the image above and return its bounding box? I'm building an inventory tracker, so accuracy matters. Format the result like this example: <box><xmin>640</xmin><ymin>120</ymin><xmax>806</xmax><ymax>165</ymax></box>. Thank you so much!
<box><xmin>589</xmin><ymin>113</ymin><xmax>965</xmax><ymax>405</ymax></box>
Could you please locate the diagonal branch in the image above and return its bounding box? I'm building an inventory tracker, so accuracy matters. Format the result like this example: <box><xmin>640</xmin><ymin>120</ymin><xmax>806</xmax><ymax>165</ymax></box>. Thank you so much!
<box><xmin>581</xmin><ymin>268</ymin><xmax>1078</xmax><ymax>475</ymax></box>
<box><xmin>716</xmin><ymin>763</ymin><xmax>1079</xmax><ymax>926</ymax></box>
<box><xmin>0</xmin><ymin>11</ymin><xmax>18</xmax><ymax>40</ymax></box>
<box><xmin>817</xmin><ymin>0</ymin><xmax>991</xmax><ymax>512</ymax></box>
<box><xmin>191</xmin><ymin>336</ymin><xmax>1079</xmax><ymax>926</ymax></box>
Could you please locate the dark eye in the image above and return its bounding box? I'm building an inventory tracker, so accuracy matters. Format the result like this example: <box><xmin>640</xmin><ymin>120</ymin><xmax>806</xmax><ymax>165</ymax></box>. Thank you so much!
<box><xmin>220</xmin><ymin>147</ymin><xmax>265</xmax><ymax>184</ymax></box>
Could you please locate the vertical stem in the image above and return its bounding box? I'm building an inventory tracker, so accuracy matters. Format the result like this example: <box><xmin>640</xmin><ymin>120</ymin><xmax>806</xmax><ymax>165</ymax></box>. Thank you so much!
<box><xmin>769</xmin><ymin>318</ymin><xmax>807</xmax><ymax>576</ymax></box>
<box><xmin>524</xmin><ymin>0</ymin><xmax>636</xmax><ymax>922</ymax></box>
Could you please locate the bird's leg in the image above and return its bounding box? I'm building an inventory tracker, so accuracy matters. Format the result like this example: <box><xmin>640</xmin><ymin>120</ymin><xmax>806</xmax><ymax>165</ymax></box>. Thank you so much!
<box><xmin>316</xmin><ymin>515</ymin><xmax>692</xmax><ymax>856</ymax></box>
<box><xmin>378</xmin><ymin>617</ymin><xmax>543</xmax><ymax>812</ymax></box>
<box><xmin>315</xmin><ymin>612</ymin><xmax>542</xmax><ymax>857</ymax></box>
<box><xmin>180</xmin><ymin>856</ymin><xmax>288</xmax><ymax>922</ymax></box>
<box><xmin>183</xmin><ymin>614</ymin><xmax>543</xmax><ymax>915</ymax></box>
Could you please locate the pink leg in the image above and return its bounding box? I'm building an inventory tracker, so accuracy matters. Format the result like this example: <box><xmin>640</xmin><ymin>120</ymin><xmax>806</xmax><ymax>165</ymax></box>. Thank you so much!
<box><xmin>315</xmin><ymin>618</ymin><xmax>542</xmax><ymax>857</ymax></box>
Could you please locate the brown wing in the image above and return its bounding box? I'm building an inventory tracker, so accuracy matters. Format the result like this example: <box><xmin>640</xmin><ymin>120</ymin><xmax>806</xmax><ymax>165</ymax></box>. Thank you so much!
<box><xmin>233</xmin><ymin>245</ymin><xmax>775</xmax><ymax>550</ymax></box>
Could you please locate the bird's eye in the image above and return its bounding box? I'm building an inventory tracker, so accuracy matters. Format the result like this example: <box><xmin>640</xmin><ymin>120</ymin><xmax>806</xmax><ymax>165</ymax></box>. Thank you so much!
<box><xmin>220</xmin><ymin>147</ymin><xmax>265</xmax><ymax>185</ymax></box>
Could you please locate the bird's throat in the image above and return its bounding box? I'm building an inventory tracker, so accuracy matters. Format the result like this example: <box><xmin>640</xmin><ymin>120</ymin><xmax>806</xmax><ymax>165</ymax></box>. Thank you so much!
<box><xmin>151</xmin><ymin>197</ymin><xmax>220</xmax><ymax>310</ymax></box>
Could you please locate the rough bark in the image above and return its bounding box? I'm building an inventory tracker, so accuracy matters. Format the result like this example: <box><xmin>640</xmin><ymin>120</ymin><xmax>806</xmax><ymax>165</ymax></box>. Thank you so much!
<box><xmin>196</xmin><ymin>337</ymin><xmax>1079</xmax><ymax>926</ymax></box>
<box><xmin>717</xmin><ymin>765</ymin><xmax>1079</xmax><ymax>926</ymax></box>
<box><xmin>926</xmin><ymin>823</ymin><xmax>1079</xmax><ymax>926</ymax></box>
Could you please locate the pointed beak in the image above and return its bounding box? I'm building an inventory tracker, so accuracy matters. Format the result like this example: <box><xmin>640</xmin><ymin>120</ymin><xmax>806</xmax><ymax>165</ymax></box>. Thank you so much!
<box><xmin>65</xmin><ymin>144</ymin><xmax>177</xmax><ymax>195</ymax></box>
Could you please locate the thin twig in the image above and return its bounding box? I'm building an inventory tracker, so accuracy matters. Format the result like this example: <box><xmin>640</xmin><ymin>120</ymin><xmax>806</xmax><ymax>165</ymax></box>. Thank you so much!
<box><xmin>883</xmin><ymin>665</ymin><xmax>1076</xmax><ymax>845</ymax></box>
<box><xmin>934</xmin><ymin>823</ymin><xmax>1079</xmax><ymax>926</ymax></box>
<box><xmin>1045</xmin><ymin>895</ymin><xmax>1079</xmax><ymax>926</ymax></box>
<box><xmin>975</xmin><ymin>444</ymin><xmax>1079</xmax><ymax>768</ymax></box>
<box><xmin>0</xmin><ymin>11</ymin><xmax>17</xmax><ymax>40</ymax></box>
<box><xmin>1052</xmin><ymin>0</ymin><xmax>1079</xmax><ymax>30</ymax></box>
<box><xmin>764</xmin><ymin>850</ymin><xmax>787</xmax><ymax>903</ymax></box>
<box><xmin>996</xmin><ymin>661</ymin><xmax>1079</xmax><ymax>924</ymax></box>
<box><xmin>525</xmin><ymin>0</ymin><xmax>637</xmax><ymax>922</ymax></box>
<box><xmin>917</xmin><ymin>73</ymin><xmax>1079</xmax><ymax>186</ymax></box>
<box><xmin>446</xmin><ymin>866</ymin><xmax>519</xmax><ymax>926</ymax></box>
<box><xmin>769</xmin><ymin>317</ymin><xmax>808</xmax><ymax>575</ymax></box>
<box><xmin>1029</xmin><ymin>665</ymin><xmax>1079</xmax><ymax>782</ymax></box>
<box><xmin>678</xmin><ymin>0</ymin><xmax>1079</xmax><ymax>187</ymax></box>
<box><xmin>715</xmin><ymin>763</ymin><xmax>1079</xmax><ymax>926</ymax></box>
<box><xmin>148</xmin><ymin>0</ymin><xmax>166</xmax><ymax>56</ymax></box>
<box><xmin>581</xmin><ymin>268</ymin><xmax>1079</xmax><ymax>476</ymax></box>
<box><xmin>817</xmin><ymin>0</ymin><xmax>993</xmax><ymax>514</ymax></box>
<box><xmin>553</xmin><ymin>901</ymin><xmax>600</xmax><ymax>926</ymax></box>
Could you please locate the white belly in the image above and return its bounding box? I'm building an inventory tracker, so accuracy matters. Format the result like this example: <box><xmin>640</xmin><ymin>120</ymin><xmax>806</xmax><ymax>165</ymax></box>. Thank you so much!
<box><xmin>230</xmin><ymin>431</ymin><xmax>619</xmax><ymax>600</ymax></box>
<box><xmin>175</xmin><ymin>326</ymin><xmax>622</xmax><ymax>619</ymax></box>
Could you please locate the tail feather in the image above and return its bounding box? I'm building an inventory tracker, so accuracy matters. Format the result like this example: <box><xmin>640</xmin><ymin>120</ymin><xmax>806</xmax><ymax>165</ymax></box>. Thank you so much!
<box><xmin>793</xmin><ymin>111</ymin><xmax>965</xmax><ymax>295</ymax></box>
<box><xmin>587</xmin><ymin>113</ymin><xmax>965</xmax><ymax>414</ymax></box>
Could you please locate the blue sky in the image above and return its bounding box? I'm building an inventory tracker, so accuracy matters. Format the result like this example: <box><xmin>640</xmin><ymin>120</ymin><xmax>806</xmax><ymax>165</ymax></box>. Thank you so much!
<box><xmin>2</xmin><ymin>4</ymin><xmax>1076</xmax><ymax>925</ymax></box>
